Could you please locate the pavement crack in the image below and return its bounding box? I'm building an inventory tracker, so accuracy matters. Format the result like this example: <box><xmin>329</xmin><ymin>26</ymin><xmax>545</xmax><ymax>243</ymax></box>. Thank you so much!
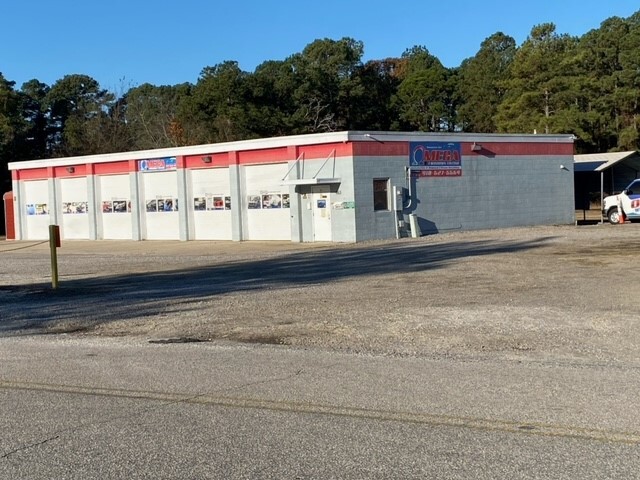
<box><xmin>213</xmin><ymin>369</ymin><xmax>307</xmax><ymax>395</ymax></box>
<box><xmin>3</xmin><ymin>378</ymin><xmax>640</xmax><ymax>446</ymax></box>
<box><xmin>1</xmin><ymin>435</ymin><xmax>61</xmax><ymax>459</ymax></box>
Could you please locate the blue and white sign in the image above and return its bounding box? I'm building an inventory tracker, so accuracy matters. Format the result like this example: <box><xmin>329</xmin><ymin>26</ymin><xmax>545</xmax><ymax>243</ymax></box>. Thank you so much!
<box><xmin>410</xmin><ymin>142</ymin><xmax>462</xmax><ymax>177</ymax></box>
<box><xmin>139</xmin><ymin>157</ymin><xmax>177</xmax><ymax>172</ymax></box>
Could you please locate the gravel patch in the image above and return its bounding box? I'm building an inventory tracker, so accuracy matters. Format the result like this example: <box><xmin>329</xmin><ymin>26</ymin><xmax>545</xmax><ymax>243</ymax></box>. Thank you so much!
<box><xmin>2</xmin><ymin>224</ymin><xmax>639</xmax><ymax>363</ymax></box>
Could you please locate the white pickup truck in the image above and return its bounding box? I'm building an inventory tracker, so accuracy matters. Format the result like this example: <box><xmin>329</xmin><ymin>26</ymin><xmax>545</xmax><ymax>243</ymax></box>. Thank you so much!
<box><xmin>602</xmin><ymin>178</ymin><xmax>640</xmax><ymax>224</ymax></box>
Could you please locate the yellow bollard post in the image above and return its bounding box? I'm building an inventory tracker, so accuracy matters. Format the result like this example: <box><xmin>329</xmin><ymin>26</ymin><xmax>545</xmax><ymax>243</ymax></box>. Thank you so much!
<box><xmin>49</xmin><ymin>225</ymin><xmax>60</xmax><ymax>289</ymax></box>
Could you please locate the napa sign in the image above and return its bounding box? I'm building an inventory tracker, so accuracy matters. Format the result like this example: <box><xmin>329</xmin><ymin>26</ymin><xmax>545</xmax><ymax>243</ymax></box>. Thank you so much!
<box><xmin>409</xmin><ymin>142</ymin><xmax>462</xmax><ymax>177</ymax></box>
<box><xmin>138</xmin><ymin>157</ymin><xmax>177</xmax><ymax>172</ymax></box>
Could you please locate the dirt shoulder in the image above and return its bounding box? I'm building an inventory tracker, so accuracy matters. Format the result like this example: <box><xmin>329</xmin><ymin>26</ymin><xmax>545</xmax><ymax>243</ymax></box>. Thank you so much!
<box><xmin>2</xmin><ymin>224</ymin><xmax>639</xmax><ymax>364</ymax></box>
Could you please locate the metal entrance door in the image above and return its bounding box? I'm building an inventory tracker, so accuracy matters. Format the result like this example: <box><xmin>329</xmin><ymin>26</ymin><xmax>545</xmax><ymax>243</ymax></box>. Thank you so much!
<box><xmin>311</xmin><ymin>185</ymin><xmax>331</xmax><ymax>241</ymax></box>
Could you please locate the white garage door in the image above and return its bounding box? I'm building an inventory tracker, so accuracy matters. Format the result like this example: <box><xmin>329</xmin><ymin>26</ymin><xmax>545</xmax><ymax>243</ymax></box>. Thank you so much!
<box><xmin>190</xmin><ymin>168</ymin><xmax>232</xmax><ymax>240</ymax></box>
<box><xmin>60</xmin><ymin>177</ymin><xmax>90</xmax><ymax>239</ymax></box>
<box><xmin>98</xmin><ymin>174</ymin><xmax>132</xmax><ymax>239</ymax></box>
<box><xmin>23</xmin><ymin>180</ymin><xmax>50</xmax><ymax>240</ymax></box>
<box><xmin>243</xmin><ymin>164</ymin><xmax>291</xmax><ymax>241</ymax></box>
<box><xmin>142</xmin><ymin>171</ymin><xmax>179</xmax><ymax>240</ymax></box>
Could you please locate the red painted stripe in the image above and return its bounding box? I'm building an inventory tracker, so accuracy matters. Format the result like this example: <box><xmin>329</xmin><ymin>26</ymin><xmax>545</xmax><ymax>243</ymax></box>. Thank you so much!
<box><xmin>466</xmin><ymin>142</ymin><xmax>574</xmax><ymax>156</ymax></box>
<box><xmin>184</xmin><ymin>143</ymin><xmax>354</xmax><ymax>167</ymax></box>
<box><xmin>15</xmin><ymin>168</ymin><xmax>48</xmax><ymax>180</ymax></box>
<box><xmin>184</xmin><ymin>152</ymin><xmax>229</xmax><ymax>169</ymax></box>
<box><xmin>355</xmin><ymin>141</ymin><xmax>572</xmax><ymax>157</ymax></box>
<box><xmin>237</xmin><ymin>143</ymin><xmax>353</xmax><ymax>165</ymax></box>
<box><xmin>94</xmin><ymin>161</ymin><xmax>130</xmax><ymax>175</ymax></box>
<box><xmin>353</xmin><ymin>141</ymin><xmax>408</xmax><ymax>156</ymax></box>
<box><xmin>54</xmin><ymin>165</ymin><xmax>87</xmax><ymax>177</ymax></box>
<box><xmin>297</xmin><ymin>143</ymin><xmax>353</xmax><ymax>161</ymax></box>
<box><xmin>238</xmin><ymin>146</ymin><xmax>290</xmax><ymax>164</ymax></box>
<box><xmin>11</xmin><ymin>140</ymin><xmax>574</xmax><ymax>180</ymax></box>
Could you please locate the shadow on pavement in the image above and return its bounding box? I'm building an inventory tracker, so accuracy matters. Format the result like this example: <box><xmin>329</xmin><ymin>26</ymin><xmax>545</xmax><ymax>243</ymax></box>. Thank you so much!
<box><xmin>0</xmin><ymin>236</ymin><xmax>555</xmax><ymax>334</ymax></box>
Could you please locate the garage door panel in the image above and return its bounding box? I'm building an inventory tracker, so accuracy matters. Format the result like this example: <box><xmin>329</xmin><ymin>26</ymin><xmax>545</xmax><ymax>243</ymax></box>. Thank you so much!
<box><xmin>191</xmin><ymin>168</ymin><xmax>232</xmax><ymax>240</ymax></box>
<box><xmin>60</xmin><ymin>177</ymin><xmax>89</xmax><ymax>239</ymax></box>
<box><xmin>243</xmin><ymin>164</ymin><xmax>291</xmax><ymax>241</ymax></box>
<box><xmin>98</xmin><ymin>174</ymin><xmax>132</xmax><ymax>239</ymax></box>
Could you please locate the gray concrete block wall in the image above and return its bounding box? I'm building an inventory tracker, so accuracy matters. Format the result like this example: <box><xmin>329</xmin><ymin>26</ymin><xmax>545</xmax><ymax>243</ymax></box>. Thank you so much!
<box><xmin>177</xmin><ymin>168</ymin><xmax>189</xmax><ymax>241</ymax></box>
<box><xmin>410</xmin><ymin>155</ymin><xmax>575</xmax><ymax>234</ymax></box>
<box><xmin>129</xmin><ymin>172</ymin><xmax>142</xmax><ymax>240</ymax></box>
<box><xmin>87</xmin><ymin>175</ymin><xmax>98</xmax><ymax>240</ymax></box>
<box><xmin>229</xmin><ymin>164</ymin><xmax>243</xmax><ymax>241</ymax></box>
<box><xmin>353</xmin><ymin>156</ymin><xmax>408</xmax><ymax>242</ymax></box>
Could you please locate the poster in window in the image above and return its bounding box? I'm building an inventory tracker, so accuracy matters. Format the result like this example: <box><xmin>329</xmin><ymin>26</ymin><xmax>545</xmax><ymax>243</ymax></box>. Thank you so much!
<box><xmin>247</xmin><ymin>195</ymin><xmax>261</xmax><ymax>209</ymax></box>
<box><xmin>146</xmin><ymin>200</ymin><xmax>157</xmax><ymax>212</ymax></box>
<box><xmin>102</xmin><ymin>201</ymin><xmax>113</xmax><ymax>213</ymax></box>
<box><xmin>194</xmin><ymin>197</ymin><xmax>206</xmax><ymax>211</ymax></box>
<box><xmin>262</xmin><ymin>193</ymin><xmax>282</xmax><ymax>209</ymax></box>
<box><xmin>282</xmin><ymin>194</ymin><xmax>290</xmax><ymax>209</ymax></box>
<box><xmin>113</xmin><ymin>200</ymin><xmax>128</xmax><ymax>213</ymax></box>
<box><xmin>224</xmin><ymin>196</ymin><xmax>231</xmax><ymax>210</ymax></box>
<box><xmin>163</xmin><ymin>198</ymin><xmax>174</xmax><ymax>212</ymax></box>
<box><xmin>35</xmin><ymin>204</ymin><xmax>49</xmax><ymax>215</ymax></box>
<box><xmin>213</xmin><ymin>196</ymin><xmax>225</xmax><ymax>210</ymax></box>
<box><xmin>63</xmin><ymin>202</ymin><xmax>88</xmax><ymax>214</ymax></box>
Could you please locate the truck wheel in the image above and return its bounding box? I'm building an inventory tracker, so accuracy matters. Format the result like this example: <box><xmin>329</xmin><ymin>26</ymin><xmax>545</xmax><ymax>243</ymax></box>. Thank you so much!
<box><xmin>608</xmin><ymin>207</ymin><xmax>621</xmax><ymax>224</ymax></box>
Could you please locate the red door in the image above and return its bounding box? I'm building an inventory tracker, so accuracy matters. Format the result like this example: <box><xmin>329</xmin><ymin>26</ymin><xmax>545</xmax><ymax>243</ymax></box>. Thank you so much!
<box><xmin>3</xmin><ymin>191</ymin><xmax>15</xmax><ymax>240</ymax></box>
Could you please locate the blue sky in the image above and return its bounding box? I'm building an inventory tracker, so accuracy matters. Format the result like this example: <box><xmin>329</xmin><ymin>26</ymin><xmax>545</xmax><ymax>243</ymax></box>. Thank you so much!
<box><xmin>2</xmin><ymin>0</ymin><xmax>639</xmax><ymax>91</ymax></box>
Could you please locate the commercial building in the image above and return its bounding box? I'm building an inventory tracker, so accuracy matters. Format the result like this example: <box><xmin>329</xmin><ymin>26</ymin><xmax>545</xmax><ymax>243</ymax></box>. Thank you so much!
<box><xmin>6</xmin><ymin>131</ymin><xmax>575</xmax><ymax>242</ymax></box>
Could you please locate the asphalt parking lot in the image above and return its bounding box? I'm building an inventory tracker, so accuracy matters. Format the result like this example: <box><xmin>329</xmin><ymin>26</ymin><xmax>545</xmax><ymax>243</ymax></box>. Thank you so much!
<box><xmin>2</xmin><ymin>223</ymin><xmax>640</xmax><ymax>364</ymax></box>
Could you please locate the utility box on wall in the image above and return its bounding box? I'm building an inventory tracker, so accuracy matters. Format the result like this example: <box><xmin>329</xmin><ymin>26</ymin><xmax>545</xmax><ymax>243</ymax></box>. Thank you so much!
<box><xmin>392</xmin><ymin>186</ymin><xmax>404</xmax><ymax>211</ymax></box>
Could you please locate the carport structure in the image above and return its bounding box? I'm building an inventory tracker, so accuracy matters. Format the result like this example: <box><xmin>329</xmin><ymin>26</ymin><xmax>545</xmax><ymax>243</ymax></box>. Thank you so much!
<box><xmin>574</xmin><ymin>151</ymin><xmax>640</xmax><ymax>221</ymax></box>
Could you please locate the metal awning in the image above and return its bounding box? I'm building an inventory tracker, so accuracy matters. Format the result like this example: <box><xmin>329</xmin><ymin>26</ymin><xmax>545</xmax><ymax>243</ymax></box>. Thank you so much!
<box><xmin>574</xmin><ymin>151</ymin><xmax>640</xmax><ymax>172</ymax></box>
<box><xmin>282</xmin><ymin>178</ymin><xmax>341</xmax><ymax>186</ymax></box>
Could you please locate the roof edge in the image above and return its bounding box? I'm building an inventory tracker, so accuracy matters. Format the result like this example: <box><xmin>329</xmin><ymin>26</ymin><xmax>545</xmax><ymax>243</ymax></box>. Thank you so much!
<box><xmin>9</xmin><ymin>130</ymin><xmax>576</xmax><ymax>170</ymax></box>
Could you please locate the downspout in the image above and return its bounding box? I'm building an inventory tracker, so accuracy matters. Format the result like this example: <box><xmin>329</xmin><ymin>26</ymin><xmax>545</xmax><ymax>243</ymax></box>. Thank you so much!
<box><xmin>404</xmin><ymin>167</ymin><xmax>413</xmax><ymax>209</ymax></box>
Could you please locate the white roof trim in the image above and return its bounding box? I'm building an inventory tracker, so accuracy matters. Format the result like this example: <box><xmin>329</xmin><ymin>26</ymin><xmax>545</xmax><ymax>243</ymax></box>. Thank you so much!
<box><xmin>9</xmin><ymin>130</ymin><xmax>576</xmax><ymax>170</ymax></box>
<box><xmin>8</xmin><ymin>131</ymin><xmax>351</xmax><ymax>170</ymax></box>
<box><xmin>347</xmin><ymin>131</ymin><xmax>575</xmax><ymax>144</ymax></box>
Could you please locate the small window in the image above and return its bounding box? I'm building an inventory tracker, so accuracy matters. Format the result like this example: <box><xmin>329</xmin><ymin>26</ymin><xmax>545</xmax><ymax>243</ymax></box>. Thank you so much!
<box><xmin>373</xmin><ymin>179</ymin><xmax>389</xmax><ymax>211</ymax></box>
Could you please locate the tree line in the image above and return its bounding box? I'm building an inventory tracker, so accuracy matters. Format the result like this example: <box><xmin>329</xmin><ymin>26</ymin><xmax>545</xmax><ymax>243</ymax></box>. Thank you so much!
<box><xmin>1</xmin><ymin>10</ymin><xmax>640</xmax><ymax>194</ymax></box>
